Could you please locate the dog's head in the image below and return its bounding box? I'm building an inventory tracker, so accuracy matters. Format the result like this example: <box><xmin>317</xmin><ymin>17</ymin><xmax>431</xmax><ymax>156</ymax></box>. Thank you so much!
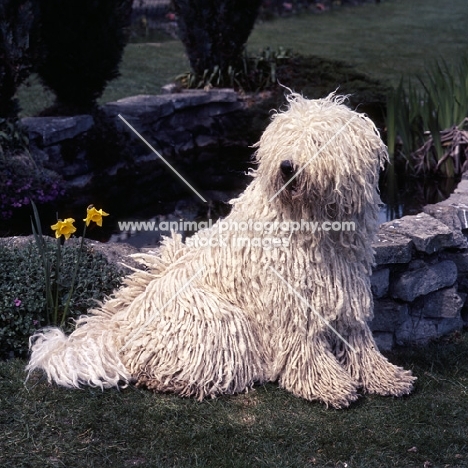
<box><xmin>253</xmin><ymin>92</ymin><xmax>388</xmax><ymax>221</ymax></box>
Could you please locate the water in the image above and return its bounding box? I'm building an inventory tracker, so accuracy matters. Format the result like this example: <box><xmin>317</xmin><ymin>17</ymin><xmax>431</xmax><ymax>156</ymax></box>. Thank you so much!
<box><xmin>1</xmin><ymin>156</ymin><xmax>457</xmax><ymax>248</ymax></box>
<box><xmin>108</xmin><ymin>172</ymin><xmax>457</xmax><ymax>249</ymax></box>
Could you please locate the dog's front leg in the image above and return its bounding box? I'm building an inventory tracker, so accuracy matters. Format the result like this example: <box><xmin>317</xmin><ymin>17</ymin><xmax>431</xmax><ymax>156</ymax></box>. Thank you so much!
<box><xmin>277</xmin><ymin>332</ymin><xmax>360</xmax><ymax>408</ymax></box>
<box><xmin>334</xmin><ymin>324</ymin><xmax>416</xmax><ymax>397</ymax></box>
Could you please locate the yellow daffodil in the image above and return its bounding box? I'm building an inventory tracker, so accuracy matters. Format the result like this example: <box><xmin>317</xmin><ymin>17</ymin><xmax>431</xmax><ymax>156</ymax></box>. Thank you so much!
<box><xmin>83</xmin><ymin>205</ymin><xmax>109</xmax><ymax>227</ymax></box>
<box><xmin>51</xmin><ymin>218</ymin><xmax>76</xmax><ymax>240</ymax></box>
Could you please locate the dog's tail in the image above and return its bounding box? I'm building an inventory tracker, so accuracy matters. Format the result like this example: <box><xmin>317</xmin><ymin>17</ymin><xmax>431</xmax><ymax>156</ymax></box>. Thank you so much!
<box><xmin>26</xmin><ymin>314</ymin><xmax>131</xmax><ymax>389</ymax></box>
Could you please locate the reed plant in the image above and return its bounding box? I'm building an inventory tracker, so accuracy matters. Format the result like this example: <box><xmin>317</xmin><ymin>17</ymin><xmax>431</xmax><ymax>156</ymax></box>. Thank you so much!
<box><xmin>386</xmin><ymin>57</ymin><xmax>468</xmax><ymax>177</ymax></box>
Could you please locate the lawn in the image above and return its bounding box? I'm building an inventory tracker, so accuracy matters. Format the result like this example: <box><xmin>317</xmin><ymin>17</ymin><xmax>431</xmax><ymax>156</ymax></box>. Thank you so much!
<box><xmin>5</xmin><ymin>1</ymin><xmax>468</xmax><ymax>466</ymax></box>
<box><xmin>17</xmin><ymin>0</ymin><xmax>468</xmax><ymax>117</ymax></box>
<box><xmin>1</xmin><ymin>332</ymin><xmax>467</xmax><ymax>467</ymax></box>
<box><xmin>248</xmin><ymin>0</ymin><xmax>468</xmax><ymax>86</ymax></box>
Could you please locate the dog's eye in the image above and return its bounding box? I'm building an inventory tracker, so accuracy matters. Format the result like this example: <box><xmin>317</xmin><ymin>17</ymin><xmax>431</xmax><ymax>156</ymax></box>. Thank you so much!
<box><xmin>280</xmin><ymin>160</ymin><xmax>295</xmax><ymax>177</ymax></box>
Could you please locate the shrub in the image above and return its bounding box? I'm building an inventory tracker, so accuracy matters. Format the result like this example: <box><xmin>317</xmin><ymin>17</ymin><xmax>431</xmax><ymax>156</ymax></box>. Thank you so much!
<box><xmin>36</xmin><ymin>0</ymin><xmax>133</xmax><ymax>114</ymax></box>
<box><xmin>173</xmin><ymin>0</ymin><xmax>262</xmax><ymax>78</ymax></box>
<box><xmin>0</xmin><ymin>153</ymin><xmax>64</xmax><ymax>220</ymax></box>
<box><xmin>0</xmin><ymin>0</ymin><xmax>38</xmax><ymax>119</ymax></box>
<box><xmin>0</xmin><ymin>240</ymin><xmax>124</xmax><ymax>359</ymax></box>
<box><xmin>176</xmin><ymin>47</ymin><xmax>291</xmax><ymax>92</ymax></box>
<box><xmin>0</xmin><ymin>117</ymin><xmax>30</xmax><ymax>157</ymax></box>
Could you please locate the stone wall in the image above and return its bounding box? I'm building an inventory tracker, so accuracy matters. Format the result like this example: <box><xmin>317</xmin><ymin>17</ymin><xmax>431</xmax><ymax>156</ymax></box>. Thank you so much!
<box><xmin>370</xmin><ymin>175</ymin><xmax>468</xmax><ymax>350</ymax></box>
<box><xmin>22</xmin><ymin>88</ymin><xmax>251</xmax><ymax>191</ymax></box>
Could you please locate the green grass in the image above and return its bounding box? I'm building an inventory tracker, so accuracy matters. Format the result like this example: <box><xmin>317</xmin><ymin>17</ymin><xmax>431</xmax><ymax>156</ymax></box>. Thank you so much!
<box><xmin>16</xmin><ymin>0</ymin><xmax>468</xmax><ymax>117</ymax></box>
<box><xmin>248</xmin><ymin>0</ymin><xmax>468</xmax><ymax>86</ymax></box>
<box><xmin>6</xmin><ymin>4</ymin><xmax>468</xmax><ymax>465</ymax></box>
<box><xmin>17</xmin><ymin>42</ymin><xmax>189</xmax><ymax>117</ymax></box>
<box><xmin>1</xmin><ymin>332</ymin><xmax>467</xmax><ymax>467</ymax></box>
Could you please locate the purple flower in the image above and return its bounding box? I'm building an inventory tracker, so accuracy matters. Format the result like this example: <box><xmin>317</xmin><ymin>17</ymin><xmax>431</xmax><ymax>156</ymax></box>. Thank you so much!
<box><xmin>14</xmin><ymin>298</ymin><xmax>22</xmax><ymax>307</ymax></box>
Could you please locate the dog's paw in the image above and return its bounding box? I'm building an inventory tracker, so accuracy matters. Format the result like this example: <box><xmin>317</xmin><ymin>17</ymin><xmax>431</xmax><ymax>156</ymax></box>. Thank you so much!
<box><xmin>319</xmin><ymin>382</ymin><xmax>360</xmax><ymax>409</ymax></box>
<box><xmin>361</xmin><ymin>361</ymin><xmax>416</xmax><ymax>397</ymax></box>
<box><xmin>280</xmin><ymin>359</ymin><xmax>360</xmax><ymax>408</ymax></box>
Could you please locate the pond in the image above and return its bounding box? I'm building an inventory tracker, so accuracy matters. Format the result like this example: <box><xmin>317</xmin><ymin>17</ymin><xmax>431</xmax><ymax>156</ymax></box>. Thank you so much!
<box><xmin>108</xmin><ymin>171</ymin><xmax>457</xmax><ymax>249</ymax></box>
<box><xmin>0</xmin><ymin>150</ymin><xmax>457</xmax><ymax>249</ymax></box>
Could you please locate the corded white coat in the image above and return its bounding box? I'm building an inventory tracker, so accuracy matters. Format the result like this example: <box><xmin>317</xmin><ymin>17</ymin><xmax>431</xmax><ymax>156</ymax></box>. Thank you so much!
<box><xmin>27</xmin><ymin>93</ymin><xmax>416</xmax><ymax>408</ymax></box>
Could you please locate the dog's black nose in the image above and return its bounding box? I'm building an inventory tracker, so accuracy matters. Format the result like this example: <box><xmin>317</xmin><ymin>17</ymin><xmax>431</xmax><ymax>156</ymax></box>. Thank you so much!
<box><xmin>280</xmin><ymin>160</ymin><xmax>295</xmax><ymax>177</ymax></box>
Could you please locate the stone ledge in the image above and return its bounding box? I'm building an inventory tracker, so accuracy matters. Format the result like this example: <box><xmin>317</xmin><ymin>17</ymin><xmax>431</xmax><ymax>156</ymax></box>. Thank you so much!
<box><xmin>390</xmin><ymin>260</ymin><xmax>458</xmax><ymax>302</ymax></box>
<box><xmin>373</xmin><ymin>229</ymin><xmax>413</xmax><ymax>265</ymax></box>
<box><xmin>380</xmin><ymin>212</ymin><xmax>458</xmax><ymax>254</ymax></box>
<box><xmin>410</xmin><ymin>285</ymin><xmax>464</xmax><ymax>319</ymax></box>
<box><xmin>23</xmin><ymin>115</ymin><xmax>94</xmax><ymax>146</ymax></box>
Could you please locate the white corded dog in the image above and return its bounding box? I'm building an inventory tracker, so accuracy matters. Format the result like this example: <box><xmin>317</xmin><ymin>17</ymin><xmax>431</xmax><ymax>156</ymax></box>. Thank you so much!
<box><xmin>27</xmin><ymin>93</ymin><xmax>416</xmax><ymax>408</ymax></box>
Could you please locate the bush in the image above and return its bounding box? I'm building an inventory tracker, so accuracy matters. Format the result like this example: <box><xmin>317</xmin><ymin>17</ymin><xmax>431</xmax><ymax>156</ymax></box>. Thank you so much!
<box><xmin>0</xmin><ymin>117</ymin><xmax>30</xmax><ymax>157</ymax></box>
<box><xmin>37</xmin><ymin>0</ymin><xmax>133</xmax><ymax>114</ymax></box>
<box><xmin>0</xmin><ymin>0</ymin><xmax>38</xmax><ymax>119</ymax></box>
<box><xmin>174</xmin><ymin>0</ymin><xmax>262</xmax><ymax>78</ymax></box>
<box><xmin>0</xmin><ymin>153</ymin><xmax>64</xmax><ymax>220</ymax></box>
<box><xmin>176</xmin><ymin>47</ymin><xmax>291</xmax><ymax>91</ymax></box>
<box><xmin>0</xmin><ymin>240</ymin><xmax>124</xmax><ymax>359</ymax></box>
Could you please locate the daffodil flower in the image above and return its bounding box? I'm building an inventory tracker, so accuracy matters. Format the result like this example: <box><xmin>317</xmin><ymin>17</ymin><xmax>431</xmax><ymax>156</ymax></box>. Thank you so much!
<box><xmin>83</xmin><ymin>205</ymin><xmax>109</xmax><ymax>227</ymax></box>
<box><xmin>51</xmin><ymin>218</ymin><xmax>76</xmax><ymax>240</ymax></box>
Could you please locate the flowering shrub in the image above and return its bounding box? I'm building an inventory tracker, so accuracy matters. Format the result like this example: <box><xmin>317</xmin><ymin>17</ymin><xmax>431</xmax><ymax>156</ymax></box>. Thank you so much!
<box><xmin>0</xmin><ymin>153</ymin><xmax>64</xmax><ymax>219</ymax></box>
<box><xmin>0</xmin><ymin>239</ymin><xmax>123</xmax><ymax>359</ymax></box>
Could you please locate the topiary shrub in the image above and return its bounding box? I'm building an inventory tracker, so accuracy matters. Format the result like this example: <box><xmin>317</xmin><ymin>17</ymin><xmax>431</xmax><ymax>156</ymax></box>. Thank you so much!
<box><xmin>0</xmin><ymin>240</ymin><xmax>124</xmax><ymax>359</ymax></box>
<box><xmin>0</xmin><ymin>0</ymin><xmax>38</xmax><ymax>159</ymax></box>
<box><xmin>36</xmin><ymin>0</ymin><xmax>133</xmax><ymax>115</ymax></box>
<box><xmin>0</xmin><ymin>0</ymin><xmax>38</xmax><ymax>120</ymax></box>
<box><xmin>173</xmin><ymin>0</ymin><xmax>262</xmax><ymax>79</ymax></box>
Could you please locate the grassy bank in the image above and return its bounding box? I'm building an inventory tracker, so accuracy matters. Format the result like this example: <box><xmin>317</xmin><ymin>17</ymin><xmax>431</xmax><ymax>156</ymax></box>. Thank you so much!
<box><xmin>248</xmin><ymin>0</ymin><xmax>468</xmax><ymax>86</ymax></box>
<box><xmin>1</xmin><ymin>332</ymin><xmax>467</xmax><ymax>467</ymax></box>
<box><xmin>17</xmin><ymin>0</ymin><xmax>468</xmax><ymax>117</ymax></box>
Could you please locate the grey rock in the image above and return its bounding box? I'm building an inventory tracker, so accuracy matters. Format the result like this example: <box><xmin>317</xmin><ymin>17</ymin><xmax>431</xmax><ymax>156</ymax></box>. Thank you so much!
<box><xmin>372</xmin><ymin>332</ymin><xmax>394</xmax><ymax>351</ymax></box>
<box><xmin>439</xmin><ymin>193</ymin><xmax>467</xmax><ymax>205</ymax></box>
<box><xmin>161</xmin><ymin>83</ymin><xmax>180</xmax><ymax>94</ymax></box>
<box><xmin>437</xmin><ymin>317</ymin><xmax>464</xmax><ymax>336</ymax></box>
<box><xmin>204</xmin><ymin>102</ymin><xmax>244</xmax><ymax>117</ymax></box>
<box><xmin>395</xmin><ymin>317</ymin><xmax>437</xmax><ymax>345</ymax></box>
<box><xmin>167</xmin><ymin>111</ymin><xmax>205</xmax><ymax>129</ymax></box>
<box><xmin>391</xmin><ymin>260</ymin><xmax>457</xmax><ymax>302</ymax></box>
<box><xmin>134</xmin><ymin>153</ymin><xmax>160</xmax><ymax>164</ymax></box>
<box><xmin>106</xmin><ymin>162</ymin><xmax>127</xmax><ymax>177</ymax></box>
<box><xmin>411</xmin><ymin>285</ymin><xmax>464</xmax><ymax>319</ymax></box>
<box><xmin>196</xmin><ymin>134</ymin><xmax>218</xmax><ymax>148</ymax></box>
<box><xmin>373</xmin><ymin>229</ymin><xmax>413</xmax><ymax>265</ymax></box>
<box><xmin>169</xmin><ymin>89</ymin><xmax>239</xmax><ymax>110</ymax></box>
<box><xmin>370</xmin><ymin>299</ymin><xmax>408</xmax><ymax>332</ymax></box>
<box><xmin>175</xmin><ymin>139</ymin><xmax>196</xmax><ymax>154</ymax></box>
<box><xmin>23</xmin><ymin>115</ymin><xmax>94</xmax><ymax>145</ymax></box>
<box><xmin>440</xmin><ymin>251</ymin><xmax>468</xmax><ymax>274</ymax></box>
<box><xmin>370</xmin><ymin>268</ymin><xmax>390</xmax><ymax>298</ymax></box>
<box><xmin>423</xmin><ymin>204</ymin><xmax>467</xmax><ymax>247</ymax></box>
<box><xmin>171</xmin><ymin>91</ymin><xmax>217</xmax><ymax>110</ymax></box>
<box><xmin>105</xmin><ymin>95</ymin><xmax>175</xmax><ymax>121</ymax></box>
<box><xmin>380</xmin><ymin>212</ymin><xmax>456</xmax><ymax>253</ymax></box>
<box><xmin>454</xmin><ymin>178</ymin><xmax>468</xmax><ymax>194</ymax></box>
<box><xmin>206</xmin><ymin>88</ymin><xmax>239</xmax><ymax>103</ymax></box>
<box><xmin>86</xmin><ymin>240</ymin><xmax>142</xmax><ymax>275</ymax></box>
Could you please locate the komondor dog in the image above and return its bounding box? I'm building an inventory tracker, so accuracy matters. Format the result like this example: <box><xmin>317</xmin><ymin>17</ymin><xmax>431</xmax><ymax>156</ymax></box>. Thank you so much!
<box><xmin>27</xmin><ymin>93</ymin><xmax>416</xmax><ymax>408</ymax></box>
